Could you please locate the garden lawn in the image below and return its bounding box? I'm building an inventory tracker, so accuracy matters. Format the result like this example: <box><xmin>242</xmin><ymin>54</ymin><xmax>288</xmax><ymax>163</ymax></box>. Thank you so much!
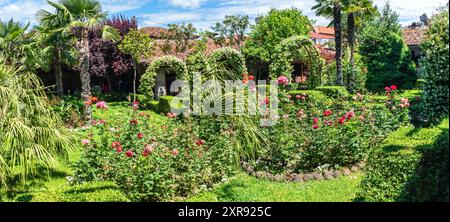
<box><xmin>186</xmin><ymin>173</ymin><xmax>362</xmax><ymax>202</ymax></box>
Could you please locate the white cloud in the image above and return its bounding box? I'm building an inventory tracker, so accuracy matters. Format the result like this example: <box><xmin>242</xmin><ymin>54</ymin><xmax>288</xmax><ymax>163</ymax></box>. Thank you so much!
<box><xmin>167</xmin><ymin>0</ymin><xmax>206</xmax><ymax>9</ymax></box>
<box><xmin>0</xmin><ymin>0</ymin><xmax>151</xmax><ymax>25</ymax></box>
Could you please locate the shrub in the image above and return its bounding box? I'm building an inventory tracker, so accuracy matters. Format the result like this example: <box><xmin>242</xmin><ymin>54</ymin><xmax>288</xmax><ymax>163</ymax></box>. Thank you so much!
<box><xmin>360</xmin><ymin>15</ymin><xmax>417</xmax><ymax>92</ymax></box>
<box><xmin>288</xmin><ymin>90</ymin><xmax>333</xmax><ymax>107</ymax></box>
<box><xmin>356</xmin><ymin>119</ymin><xmax>449</xmax><ymax>202</ymax></box>
<box><xmin>31</xmin><ymin>182</ymin><xmax>129</xmax><ymax>202</ymax></box>
<box><xmin>419</xmin><ymin>8</ymin><xmax>449</xmax><ymax>126</ymax></box>
<box><xmin>252</xmin><ymin>87</ymin><xmax>410</xmax><ymax>173</ymax></box>
<box><xmin>315</xmin><ymin>86</ymin><xmax>349</xmax><ymax>99</ymax></box>
<box><xmin>72</xmin><ymin>104</ymin><xmax>237</xmax><ymax>201</ymax></box>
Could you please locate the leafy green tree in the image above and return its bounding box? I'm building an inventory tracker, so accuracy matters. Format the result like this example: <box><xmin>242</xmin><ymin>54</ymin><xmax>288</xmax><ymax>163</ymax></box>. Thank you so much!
<box><xmin>212</xmin><ymin>15</ymin><xmax>250</xmax><ymax>51</ymax></box>
<box><xmin>0</xmin><ymin>58</ymin><xmax>74</xmax><ymax>187</ymax></box>
<box><xmin>359</xmin><ymin>2</ymin><xmax>416</xmax><ymax>92</ymax></box>
<box><xmin>244</xmin><ymin>8</ymin><xmax>311</xmax><ymax>61</ymax></box>
<box><xmin>44</xmin><ymin>0</ymin><xmax>119</xmax><ymax>123</ymax></box>
<box><xmin>312</xmin><ymin>0</ymin><xmax>344</xmax><ymax>86</ymax></box>
<box><xmin>420</xmin><ymin>6</ymin><xmax>449</xmax><ymax>125</ymax></box>
<box><xmin>119</xmin><ymin>30</ymin><xmax>155</xmax><ymax>102</ymax></box>
<box><xmin>243</xmin><ymin>8</ymin><xmax>311</xmax><ymax>79</ymax></box>
<box><xmin>161</xmin><ymin>23</ymin><xmax>197</xmax><ymax>56</ymax></box>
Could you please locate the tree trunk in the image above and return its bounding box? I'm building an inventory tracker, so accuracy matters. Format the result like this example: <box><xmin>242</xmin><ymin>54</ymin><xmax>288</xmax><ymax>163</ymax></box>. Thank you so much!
<box><xmin>133</xmin><ymin>60</ymin><xmax>137</xmax><ymax>103</ymax></box>
<box><xmin>348</xmin><ymin>13</ymin><xmax>356</xmax><ymax>91</ymax></box>
<box><xmin>334</xmin><ymin>4</ymin><xmax>344</xmax><ymax>86</ymax></box>
<box><xmin>54</xmin><ymin>48</ymin><xmax>64</xmax><ymax>97</ymax></box>
<box><xmin>80</xmin><ymin>29</ymin><xmax>92</xmax><ymax>124</ymax></box>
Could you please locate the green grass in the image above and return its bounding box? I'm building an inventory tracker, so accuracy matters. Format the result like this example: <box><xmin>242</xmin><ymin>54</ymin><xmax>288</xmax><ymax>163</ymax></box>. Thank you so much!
<box><xmin>186</xmin><ymin>173</ymin><xmax>362</xmax><ymax>202</ymax></box>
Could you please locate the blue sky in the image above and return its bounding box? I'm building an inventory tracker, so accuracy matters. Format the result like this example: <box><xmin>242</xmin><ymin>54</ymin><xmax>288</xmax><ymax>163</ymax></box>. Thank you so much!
<box><xmin>0</xmin><ymin>0</ymin><xmax>448</xmax><ymax>30</ymax></box>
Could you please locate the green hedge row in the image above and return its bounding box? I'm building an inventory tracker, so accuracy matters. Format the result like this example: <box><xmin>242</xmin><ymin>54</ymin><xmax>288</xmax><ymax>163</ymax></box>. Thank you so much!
<box><xmin>315</xmin><ymin>86</ymin><xmax>349</xmax><ymax>99</ymax></box>
<box><xmin>356</xmin><ymin>118</ymin><xmax>449</xmax><ymax>202</ymax></box>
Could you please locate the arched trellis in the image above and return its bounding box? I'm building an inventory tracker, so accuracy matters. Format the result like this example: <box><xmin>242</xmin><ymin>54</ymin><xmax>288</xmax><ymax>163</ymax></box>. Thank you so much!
<box><xmin>139</xmin><ymin>55</ymin><xmax>187</xmax><ymax>100</ymax></box>
<box><xmin>270</xmin><ymin>36</ymin><xmax>324</xmax><ymax>88</ymax></box>
<box><xmin>208</xmin><ymin>47</ymin><xmax>247</xmax><ymax>80</ymax></box>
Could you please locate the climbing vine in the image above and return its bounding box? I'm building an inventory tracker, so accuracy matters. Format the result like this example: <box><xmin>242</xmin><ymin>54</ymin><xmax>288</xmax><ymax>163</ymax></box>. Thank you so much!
<box><xmin>139</xmin><ymin>56</ymin><xmax>187</xmax><ymax>99</ymax></box>
<box><xmin>270</xmin><ymin>36</ymin><xmax>324</xmax><ymax>88</ymax></box>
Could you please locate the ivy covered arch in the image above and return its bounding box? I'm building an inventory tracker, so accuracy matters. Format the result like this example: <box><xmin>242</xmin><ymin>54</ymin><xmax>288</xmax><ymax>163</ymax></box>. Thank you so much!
<box><xmin>139</xmin><ymin>55</ymin><xmax>187</xmax><ymax>99</ymax></box>
<box><xmin>270</xmin><ymin>36</ymin><xmax>324</xmax><ymax>88</ymax></box>
<box><xmin>208</xmin><ymin>47</ymin><xmax>247</xmax><ymax>80</ymax></box>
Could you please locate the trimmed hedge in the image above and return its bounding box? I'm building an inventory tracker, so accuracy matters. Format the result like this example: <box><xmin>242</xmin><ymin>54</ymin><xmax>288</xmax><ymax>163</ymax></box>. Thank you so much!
<box><xmin>149</xmin><ymin>96</ymin><xmax>185</xmax><ymax>114</ymax></box>
<box><xmin>288</xmin><ymin>90</ymin><xmax>333</xmax><ymax>106</ymax></box>
<box><xmin>356</xmin><ymin>118</ymin><xmax>449</xmax><ymax>202</ymax></box>
<box><xmin>30</xmin><ymin>182</ymin><xmax>129</xmax><ymax>202</ymax></box>
<box><xmin>315</xmin><ymin>86</ymin><xmax>349</xmax><ymax>99</ymax></box>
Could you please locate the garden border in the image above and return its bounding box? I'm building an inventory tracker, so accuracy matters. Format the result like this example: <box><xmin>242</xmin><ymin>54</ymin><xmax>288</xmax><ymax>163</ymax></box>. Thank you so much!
<box><xmin>241</xmin><ymin>161</ymin><xmax>366</xmax><ymax>183</ymax></box>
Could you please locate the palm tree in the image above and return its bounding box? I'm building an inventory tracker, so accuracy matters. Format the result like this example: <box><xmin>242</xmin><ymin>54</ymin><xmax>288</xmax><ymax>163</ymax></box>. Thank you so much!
<box><xmin>344</xmin><ymin>0</ymin><xmax>377</xmax><ymax>90</ymax></box>
<box><xmin>43</xmin><ymin>0</ymin><xmax>119</xmax><ymax>122</ymax></box>
<box><xmin>312</xmin><ymin>0</ymin><xmax>345</xmax><ymax>86</ymax></box>
<box><xmin>0</xmin><ymin>57</ymin><xmax>74</xmax><ymax>187</ymax></box>
<box><xmin>0</xmin><ymin>19</ymin><xmax>47</xmax><ymax>71</ymax></box>
<box><xmin>36</xmin><ymin>8</ymin><xmax>79</xmax><ymax>97</ymax></box>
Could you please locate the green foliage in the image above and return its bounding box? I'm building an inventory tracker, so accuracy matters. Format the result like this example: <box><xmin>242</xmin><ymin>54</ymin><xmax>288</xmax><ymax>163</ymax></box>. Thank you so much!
<box><xmin>212</xmin><ymin>15</ymin><xmax>250</xmax><ymax>50</ymax></box>
<box><xmin>51</xmin><ymin>95</ymin><xmax>85</xmax><ymax>128</ymax></box>
<box><xmin>243</xmin><ymin>8</ymin><xmax>312</xmax><ymax>62</ymax></box>
<box><xmin>288</xmin><ymin>90</ymin><xmax>333</xmax><ymax>106</ymax></box>
<box><xmin>151</xmin><ymin>96</ymin><xmax>184</xmax><ymax>114</ymax></box>
<box><xmin>0</xmin><ymin>19</ymin><xmax>48</xmax><ymax>70</ymax></box>
<box><xmin>253</xmin><ymin>88</ymin><xmax>410</xmax><ymax>173</ymax></box>
<box><xmin>161</xmin><ymin>23</ymin><xmax>197</xmax><ymax>54</ymax></box>
<box><xmin>139</xmin><ymin>56</ymin><xmax>187</xmax><ymax>99</ymax></box>
<box><xmin>419</xmin><ymin>8</ymin><xmax>449</xmax><ymax>126</ymax></box>
<box><xmin>31</xmin><ymin>181</ymin><xmax>129</xmax><ymax>202</ymax></box>
<box><xmin>0</xmin><ymin>60</ymin><xmax>74</xmax><ymax>187</ymax></box>
<box><xmin>315</xmin><ymin>86</ymin><xmax>349</xmax><ymax>99</ymax></box>
<box><xmin>356</xmin><ymin>119</ymin><xmax>449</xmax><ymax>202</ymax></box>
<box><xmin>208</xmin><ymin>47</ymin><xmax>247</xmax><ymax>80</ymax></box>
<box><xmin>73</xmin><ymin>107</ymin><xmax>237</xmax><ymax>201</ymax></box>
<box><xmin>119</xmin><ymin>30</ymin><xmax>154</xmax><ymax>63</ymax></box>
<box><xmin>270</xmin><ymin>36</ymin><xmax>324</xmax><ymax>88</ymax></box>
<box><xmin>323</xmin><ymin>49</ymin><xmax>367</xmax><ymax>92</ymax></box>
<box><xmin>359</xmin><ymin>5</ymin><xmax>416</xmax><ymax>92</ymax></box>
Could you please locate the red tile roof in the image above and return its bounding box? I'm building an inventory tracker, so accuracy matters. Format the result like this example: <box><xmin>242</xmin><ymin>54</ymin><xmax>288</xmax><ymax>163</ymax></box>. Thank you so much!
<box><xmin>402</xmin><ymin>28</ymin><xmax>427</xmax><ymax>46</ymax></box>
<box><xmin>309</xmin><ymin>32</ymin><xmax>335</xmax><ymax>39</ymax></box>
<box><xmin>313</xmin><ymin>26</ymin><xmax>335</xmax><ymax>35</ymax></box>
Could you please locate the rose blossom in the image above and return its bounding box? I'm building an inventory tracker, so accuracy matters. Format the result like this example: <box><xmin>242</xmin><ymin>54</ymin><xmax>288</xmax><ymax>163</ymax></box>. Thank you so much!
<box><xmin>312</xmin><ymin>124</ymin><xmax>319</xmax><ymax>129</ymax></box>
<box><xmin>137</xmin><ymin>132</ymin><xmax>143</xmax><ymax>139</ymax></box>
<box><xmin>172</xmin><ymin>149</ymin><xmax>179</xmax><ymax>156</ymax></box>
<box><xmin>96</xmin><ymin>101</ymin><xmax>108</xmax><ymax>110</ymax></box>
<box><xmin>277</xmin><ymin>76</ymin><xmax>289</xmax><ymax>86</ymax></box>
<box><xmin>126</xmin><ymin>150</ymin><xmax>134</xmax><ymax>158</ymax></box>
<box><xmin>81</xmin><ymin>139</ymin><xmax>90</xmax><ymax>146</ymax></box>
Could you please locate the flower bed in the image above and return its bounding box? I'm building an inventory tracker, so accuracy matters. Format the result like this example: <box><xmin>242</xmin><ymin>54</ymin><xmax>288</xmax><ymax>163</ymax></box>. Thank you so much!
<box><xmin>247</xmin><ymin>85</ymin><xmax>411</xmax><ymax>175</ymax></box>
<box><xmin>72</xmin><ymin>102</ymin><xmax>236</xmax><ymax>202</ymax></box>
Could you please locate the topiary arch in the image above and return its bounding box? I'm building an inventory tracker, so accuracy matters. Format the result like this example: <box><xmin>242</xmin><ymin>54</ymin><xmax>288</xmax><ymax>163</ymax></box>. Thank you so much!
<box><xmin>139</xmin><ymin>56</ymin><xmax>187</xmax><ymax>99</ymax></box>
<box><xmin>270</xmin><ymin>35</ymin><xmax>324</xmax><ymax>88</ymax></box>
<box><xmin>208</xmin><ymin>47</ymin><xmax>247</xmax><ymax>80</ymax></box>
